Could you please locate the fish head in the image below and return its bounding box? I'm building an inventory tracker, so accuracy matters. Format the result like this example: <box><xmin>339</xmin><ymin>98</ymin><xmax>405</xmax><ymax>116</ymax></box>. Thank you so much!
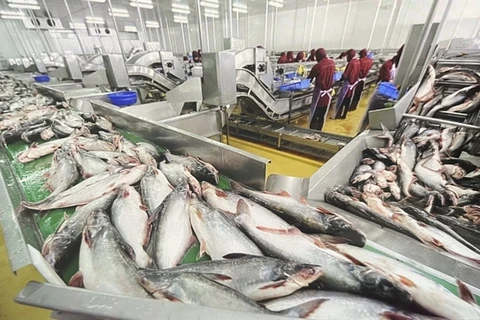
<box><xmin>201</xmin><ymin>181</ymin><xmax>216</xmax><ymax>193</ymax></box>
<box><xmin>452</xmin><ymin>167</ymin><xmax>466</xmax><ymax>180</ymax></box>
<box><xmin>137</xmin><ymin>270</ymin><xmax>180</xmax><ymax>301</ymax></box>
<box><xmin>273</xmin><ymin>263</ymin><xmax>323</xmax><ymax>287</ymax></box>
<box><xmin>325</xmin><ymin>216</ymin><xmax>367</xmax><ymax>247</ymax></box>
<box><xmin>118</xmin><ymin>184</ymin><xmax>134</xmax><ymax>198</ymax></box>
<box><xmin>355</xmin><ymin>268</ymin><xmax>411</xmax><ymax>304</ymax></box>
<box><xmin>84</xmin><ymin>209</ymin><xmax>111</xmax><ymax>244</ymax></box>
<box><xmin>41</xmin><ymin>234</ymin><xmax>70</xmax><ymax>269</ymax></box>
<box><xmin>196</xmin><ymin>160</ymin><xmax>219</xmax><ymax>184</ymax></box>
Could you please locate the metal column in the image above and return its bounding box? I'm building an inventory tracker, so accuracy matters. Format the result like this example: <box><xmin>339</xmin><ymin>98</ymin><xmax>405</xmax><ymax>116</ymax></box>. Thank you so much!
<box><xmin>187</xmin><ymin>21</ymin><xmax>193</xmax><ymax>53</ymax></box>
<box><xmin>308</xmin><ymin>0</ymin><xmax>319</xmax><ymax>50</ymax></box>
<box><xmin>134</xmin><ymin>0</ymin><xmax>148</xmax><ymax>50</ymax></box>
<box><xmin>302</xmin><ymin>0</ymin><xmax>310</xmax><ymax>49</ymax></box>
<box><xmin>211</xmin><ymin>18</ymin><xmax>217</xmax><ymax>51</ymax></box>
<box><xmin>156</xmin><ymin>6</ymin><xmax>167</xmax><ymax>50</ymax></box>
<box><xmin>320</xmin><ymin>0</ymin><xmax>328</xmax><ymax>43</ymax></box>
<box><xmin>196</xmin><ymin>0</ymin><xmax>204</xmax><ymax>50</ymax></box>
<box><xmin>380</xmin><ymin>0</ymin><xmax>397</xmax><ymax>53</ymax></box>
<box><xmin>107</xmin><ymin>0</ymin><xmax>127</xmax><ymax>61</ymax></box>
<box><xmin>63</xmin><ymin>0</ymin><xmax>87</xmax><ymax>57</ymax></box>
<box><xmin>180</xmin><ymin>23</ymin><xmax>187</xmax><ymax>54</ymax></box>
<box><xmin>85</xmin><ymin>0</ymin><xmax>106</xmax><ymax>53</ymax></box>
<box><xmin>367</xmin><ymin>0</ymin><xmax>382</xmax><ymax>49</ymax></box>
<box><xmin>2</xmin><ymin>19</ymin><xmax>23</xmax><ymax>56</ymax></box>
<box><xmin>228</xmin><ymin>0</ymin><xmax>233</xmax><ymax>38</ymax></box>
<box><xmin>340</xmin><ymin>0</ymin><xmax>351</xmax><ymax>48</ymax></box>
<box><xmin>264</xmin><ymin>0</ymin><xmax>268</xmax><ymax>47</ymax></box>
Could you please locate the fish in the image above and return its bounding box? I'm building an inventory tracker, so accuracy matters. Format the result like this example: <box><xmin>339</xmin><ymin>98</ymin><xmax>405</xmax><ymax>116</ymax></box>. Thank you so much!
<box><xmin>448</xmin><ymin>91</ymin><xmax>480</xmax><ymax>113</ymax></box>
<box><xmin>426</xmin><ymin>84</ymin><xmax>480</xmax><ymax>117</ymax></box>
<box><xmin>376</xmin><ymin>123</ymin><xmax>393</xmax><ymax>148</ymax></box>
<box><xmin>400</xmin><ymin>138</ymin><xmax>417</xmax><ymax>170</ymax></box>
<box><xmin>71</xmin><ymin>209</ymin><xmax>150</xmax><ymax>298</ymax></box>
<box><xmin>438</xmin><ymin>69</ymin><xmax>480</xmax><ymax>83</ymax></box>
<box><xmin>387</xmin><ymin>181</ymin><xmax>401</xmax><ymax>200</ymax></box>
<box><xmin>231</xmin><ymin>181</ymin><xmax>366</xmax><ymax>247</ymax></box>
<box><xmin>414</xmin><ymin>149</ymin><xmax>445</xmax><ymax>193</ymax></box>
<box><xmin>162</xmin><ymin>254</ymin><xmax>322</xmax><ymax>301</ymax></box>
<box><xmin>68</xmin><ymin>144</ymin><xmax>109</xmax><ymax>178</ymax></box>
<box><xmin>23</xmin><ymin>165</ymin><xmax>147</xmax><ymax>211</ymax></box>
<box><xmin>51</xmin><ymin>119</ymin><xmax>75</xmax><ymax>137</ymax></box>
<box><xmin>411</xmin><ymin>129</ymin><xmax>441</xmax><ymax>146</ymax></box>
<box><xmin>350</xmin><ymin>165</ymin><xmax>374</xmax><ymax>185</ymax></box>
<box><xmin>419</xmin><ymin>94</ymin><xmax>442</xmax><ymax>116</ymax></box>
<box><xmin>140</xmin><ymin>166</ymin><xmax>173</xmax><ymax>214</ymax></box>
<box><xmin>114</xmin><ymin>136</ymin><xmax>137</xmax><ymax>156</ymax></box>
<box><xmin>42</xmin><ymin>192</ymin><xmax>117</xmax><ymax>270</ymax></box>
<box><xmin>40</xmin><ymin>127</ymin><xmax>55</xmax><ymax>141</ymax></box>
<box><xmin>62</xmin><ymin>111</ymin><xmax>84</xmax><ymax>128</ymax></box>
<box><xmin>189</xmin><ymin>196</ymin><xmax>263</xmax><ymax>260</ymax></box>
<box><xmin>411</xmin><ymin>65</ymin><xmax>435</xmax><ymax>112</ymax></box>
<box><xmin>263</xmin><ymin>290</ymin><xmax>438</xmax><ymax>320</ymax></box>
<box><xmin>134</xmin><ymin>143</ymin><xmax>157</xmax><ymax>167</ymax></box>
<box><xmin>159</xmin><ymin>160</ymin><xmax>201</xmax><ymax>195</ymax></box>
<box><xmin>95</xmin><ymin>115</ymin><xmax>115</xmax><ymax>132</ymax></box>
<box><xmin>234</xmin><ymin>212</ymin><xmax>411</xmax><ymax>303</ymax></box>
<box><xmin>17</xmin><ymin>136</ymin><xmax>73</xmax><ymax>163</ymax></box>
<box><xmin>202</xmin><ymin>181</ymin><xmax>296</xmax><ymax>232</ymax></box>
<box><xmin>372</xmin><ymin>161</ymin><xmax>386</xmax><ymax>172</ymax></box>
<box><xmin>20</xmin><ymin>125</ymin><xmax>50</xmax><ymax>143</ymax></box>
<box><xmin>444</xmin><ymin>164</ymin><xmax>466</xmax><ymax>180</ymax></box>
<box><xmin>137</xmin><ymin>271</ymin><xmax>322</xmax><ymax>317</ymax></box>
<box><xmin>439</xmin><ymin>127</ymin><xmax>455</xmax><ymax>155</ymax></box>
<box><xmin>333</xmin><ymin>243</ymin><xmax>480</xmax><ymax>319</ymax></box>
<box><xmin>44</xmin><ymin>148</ymin><xmax>79</xmax><ymax>194</ymax></box>
<box><xmin>164</xmin><ymin>149</ymin><xmax>219</xmax><ymax>184</ymax></box>
<box><xmin>148</xmin><ymin>182</ymin><xmax>192</xmax><ymax>269</ymax></box>
<box><xmin>111</xmin><ymin>184</ymin><xmax>153</xmax><ymax>268</ymax></box>
<box><xmin>73</xmin><ymin>136</ymin><xmax>116</xmax><ymax>152</ymax></box>
<box><xmin>441</xmin><ymin>158</ymin><xmax>478</xmax><ymax>173</ymax></box>
<box><xmin>447</xmin><ymin>131</ymin><xmax>467</xmax><ymax>156</ymax></box>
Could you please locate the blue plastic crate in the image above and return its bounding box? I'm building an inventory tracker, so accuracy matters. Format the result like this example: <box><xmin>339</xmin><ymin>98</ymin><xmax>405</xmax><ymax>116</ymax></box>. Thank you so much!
<box><xmin>33</xmin><ymin>75</ymin><xmax>50</xmax><ymax>82</ymax></box>
<box><xmin>377</xmin><ymin>82</ymin><xmax>399</xmax><ymax>100</ymax></box>
<box><xmin>108</xmin><ymin>91</ymin><xmax>138</xmax><ymax>107</ymax></box>
<box><xmin>279</xmin><ymin>79</ymin><xmax>311</xmax><ymax>92</ymax></box>
<box><xmin>333</xmin><ymin>71</ymin><xmax>343</xmax><ymax>82</ymax></box>
<box><xmin>284</xmin><ymin>72</ymin><xmax>296</xmax><ymax>79</ymax></box>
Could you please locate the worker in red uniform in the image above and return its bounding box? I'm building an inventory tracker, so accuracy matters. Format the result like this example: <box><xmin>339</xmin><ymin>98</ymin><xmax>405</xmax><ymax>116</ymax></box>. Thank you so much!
<box><xmin>286</xmin><ymin>51</ymin><xmax>294</xmax><ymax>63</ymax></box>
<box><xmin>350</xmin><ymin>49</ymin><xmax>373</xmax><ymax>111</ymax></box>
<box><xmin>277</xmin><ymin>52</ymin><xmax>288</xmax><ymax>64</ymax></box>
<box><xmin>295</xmin><ymin>51</ymin><xmax>306</xmax><ymax>62</ymax></box>
<box><xmin>378</xmin><ymin>55</ymin><xmax>397</xmax><ymax>82</ymax></box>
<box><xmin>307</xmin><ymin>49</ymin><xmax>316</xmax><ymax>61</ymax></box>
<box><xmin>307</xmin><ymin>48</ymin><xmax>335</xmax><ymax>131</ymax></box>
<box><xmin>334</xmin><ymin>49</ymin><xmax>360</xmax><ymax>119</ymax></box>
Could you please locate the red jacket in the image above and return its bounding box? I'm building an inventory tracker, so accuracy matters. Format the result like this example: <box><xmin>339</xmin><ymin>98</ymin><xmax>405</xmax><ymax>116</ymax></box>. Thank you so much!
<box><xmin>307</xmin><ymin>58</ymin><xmax>336</xmax><ymax>106</ymax></box>
<box><xmin>343</xmin><ymin>58</ymin><xmax>360</xmax><ymax>98</ymax></box>
<box><xmin>378</xmin><ymin>59</ymin><xmax>394</xmax><ymax>82</ymax></box>
<box><xmin>359</xmin><ymin>57</ymin><xmax>373</xmax><ymax>79</ymax></box>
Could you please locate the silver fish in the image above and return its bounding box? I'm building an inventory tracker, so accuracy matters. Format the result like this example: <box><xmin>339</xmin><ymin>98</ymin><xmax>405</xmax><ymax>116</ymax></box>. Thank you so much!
<box><xmin>111</xmin><ymin>184</ymin><xmax>153</xmax><ymax>268</ymax></box>
<box><xmin>44</xmin><ymin>148</ymin><xmax>79</xmax><ymax>194</ymax></box>
<box><xmin>439</xmin><ymin>127</ymin><xmax>455</xmax><ymax>155</ymax></box>
<box><xmin>411</xmin><ymin>65</ymin><xmax>435</xmax><ymax>113</ymax></box>
<box><xmin>148</xmin><ymin>183</ymin><xmax>192</xmax><ymax>269</ymax></box>
<box><xmin>62</xmin><ymin>111</ymin><xmax>84</xmax><ymax>128</ymax></box>
<box><xmin>17</xmin><ymin>136</ymin><xmax>72</xmax><ymax>163</ymax></box>
<box><xmin>134</xmin><ymin>144</ymin><xmax>157</xmax><ymax>167</ymax></box>
<box><xmin>95</xmin><ymin>115</ymin><xmax>115</xmax><ymax>133</ymax></box>
<box><xmin>40</xmin><ymin>127</ymin><xmax>55</xmax><ymax>141</ymax></box>
<box><xmin>400</xmin><ymin>138</ymin><xmax>417</xmax><ymax>170</ymax></box>
<box><xmin>189</xmin><ymin>196</ymin><xmax>263</xmax><ymax>260</ymax></box>
<box><xmin>447</xmin><ymin>131</ymin><xmax>467</xmax><ymax>156</ymax></box>
<box><xmin>163</xmin><ymin>254</ymin><xmax>323</xmax><ymax>301</ymax></box>
<box><xmin>23</xmin><ymin>165</ymin><xmax>147</xmax><ymax>211</ymax></box>
<box><xmin>235</xmin><ymin>212</ymin><xmax>411</xmax><ymax>303</ymax></box>
<box><xmin>444</xmin><ymin>164</ymin><xmax>466</xmax><ymax>180</ymax></box>
<box><xmin>419</xmin><ymin>94</ymin><xmax>442</xmax><ymax>116</ymax></box>
<box><xmin>159</xmin><ymin>160</ymin><xmax>201</xmax><ymax>194</ymax></box>
<box><xmin>263</xmin><ymin>290</ymin><xmax>437</xmax><ymax>320</ymax></box>
<box><xmin>72</xmin><ymin>209</ymin><xmax>150</xmax><ymax>298</ymax></box>
<box><xmin>42</xmin><ymin>192</ymin><xmax>117</xmax><ymax>269</ymax></box>
<box><xmin>140</xmin><ymin>165</ymin><xmax>173</xmax><ymax>214</ymax></box>
<box><xmin>114</xmin><ymin>136</ymin><xmax>137</xmax><ymax>156</ymax></box>
<box><xmin>427</xmin><ymin>84</ymin><xmax>480</xmax><ymax>117</ymax></box>
<box><xmin>52</xmin><ymin>119</ymin><xmax>75</xmax><ymax>137</ymax></box>
<box><xmin>164</xmin><ymin>149</ymin><xmax>219</xmax><ymax>184</ymax></box>
<box><xmin>20</xmin><ymin>125</ymin><xmax>50</xmax><ymax>143</ymax></box>
<box><xmin>414</xmin><ymin>153</ymin><xmax>445</xmax><ymax>193</ymax></box>
<box><xmin>376</xmin><ymin>123</ymin><xmax>393</xmax><ymax>148</ymax></box>
<box><xmin>137</xmin><ymin>271</ymin><xmax>321</xmax><ymax>317</ymax></box>
<box><xmin>73</xmin><ymin>136</ymin><xmax>116</xmax><ymax>152</ymax></box>
<box><xmin>231</xmin><ymin>181</ymin><xmax>366</xmax><ymax>247</ymax></box>
<box><xmin>448</xmin><ymin>91</ymin><xmax>480</xmax><ymax>113</ymax></box>
<box><xmin>334</xmin><ymin>243</ymin><xmax>480</xmax><ymax>320</ymax></box>
<box><xmin>69</xmin><ymin>145</ymin><xmax>109</xmax><ymax>178</ymax></box>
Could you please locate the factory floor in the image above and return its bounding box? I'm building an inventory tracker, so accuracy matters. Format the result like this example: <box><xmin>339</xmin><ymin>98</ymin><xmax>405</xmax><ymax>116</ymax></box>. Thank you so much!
<box><xmin>0</xmin><ymin>89</ymin><xmax>372</xmax><ymax>319</ymax></box>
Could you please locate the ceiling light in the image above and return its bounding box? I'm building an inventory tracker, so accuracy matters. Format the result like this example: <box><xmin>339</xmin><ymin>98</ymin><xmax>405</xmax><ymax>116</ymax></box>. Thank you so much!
<box><xmin>171</xmin><ymin>3</ymin><xmax>189</xmax><ymax>10</ymax></box>
<box><xmin>0</xmin><ymin>10</ymin><xmax>25</xmax><ymax>16</ymax></box>
<box><xmin>7</xmin><ymin>0</ymin><xmax>38</xmax><ymax>5</ymax></box>
<box><xmin>1</xmin><ymin>14</ymin><xmax>26</xmax><ymax>19</ymax></box>
<box><xmin>82</xmin><ymin>0</ymin><xmax>105</xmax><ymax>2</ymax></box>
<box><xmin>108</xmin><ymin>8</ymin><xmax>130</xmax><ymax>17</ymax></box>
<box><xmin>8</xmin><ymin>3</ymin><xmax>40</xmax><ymax>9</ymax></box>
<box><xmin>232</xmin><ymin>7</ymin><xmax>247</xmax><ymax>13</ymax></box>
<box><xmin>172</xmin><ymin>8</ymin><xmax>190</xmax><ymax>14</ymax></box>
<box><xmin>124</xmin><ymin>26</ymin><xmax>138</xmax><ymax>32</ymax></box>
<box><xmin>145</xmin><ymin>20</ymin><xmax>159</xmax><ymax>28</ymax></box>
<box><xmin>109</xmin><ymin>8</ymin><xmax>129</xmax><ymax>13</ymax></box>
<box><xmin>174</xmin><ymin>20</ymin><xmax>187</xmax><ymax>24</ymax></box>
<box><xmin>85</xmin><ymin>17</ymin><xmax>105</xmax><ymax>24</ymax></box>
<box><xmin>200</xmin><ymin>1</ymin><xmax>219</xmax><ymax>8</ymax></box>
<box><xmin>268</xmin><ymin>0</ymin><xmax>283</xmax><ymax>7</ymax></box>
<box><xmin>204</xmin><ymin>8</ymin><xmax>218</xmax><ymax>14</ymax></box>
<box><xmin>69</xmin><ymin>22</ymin><xmax>86</xmax><ymax>29</ymax></box>
<box><xmin>204</xmin><ymin>13</ymin><xmax>219</xmax><ymax>18</ymax></box>
<box><xmin>233</xmin><ymin>2</ymin><xmax>247</xmax><ymax>9</ymax></box>
<box><xmin>129</xmin><ymin>2</ymin><xmax>153</xmax><ymax>9</ymax></box>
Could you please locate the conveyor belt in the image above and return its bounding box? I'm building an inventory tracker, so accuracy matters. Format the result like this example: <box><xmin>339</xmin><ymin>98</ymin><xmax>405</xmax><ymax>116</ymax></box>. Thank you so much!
<box><xmin>227</xmin><ymin>115</ymin><xmax>352</xmax><ymax>160</ymax></box>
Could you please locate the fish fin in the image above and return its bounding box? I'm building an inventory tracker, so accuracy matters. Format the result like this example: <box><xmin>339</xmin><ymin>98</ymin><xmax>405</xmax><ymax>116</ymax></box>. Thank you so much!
<box><xmin>143</xmin><ymin>224</ymin><xmax>152</xmax><ymax>246</ymax></box>
<box><xmin>431</xmin><ymin>238</ymin><xmax>444</xmax><ymax>249</ymax></box>
<box><xmin>398</xmin><ymin>275</ymin><xmax>416</xmax><ymax>287</ymax></box>
<box><xmin>30</xmin><ymin>142</ymin><xmax>38</xmax><ymax>148</ymax></box>
<box><xmin>84</xmin><ymin>229</ymin><xmax>93</xmax><ymax>248</ymax></box>
<box><xmin>222</xmin><ymin>253</ymin><xmax>257</xmax><ymax>259</ymax></box>
<box><xmin>120</xmin><ymin>241</ymin><xmax>136</xmax><ymax>262</ymax></box>
<box><xmin>260</xmin><ymin>280</ymin><xmax>287</xmax><ymax>290</ymax></box>
<box><xmin>256</xmin><ymin>226</ymin><xmax>301</xmax><ymax>235</ymax></box>
<box><xmin>342</xmin><ymin>253</ymin><xmax>365</xmax><ymax>266</ymax></box>
<box><xmin>201</xmin><ymin>273</ymin><xmax>232</xmax><ymax>281</ymax></box>
<box><xmin>457</xmin><ymin>279</ymin><xmax>476</xmax><ymax>304</ymax></box>
<box><xmin>274</xmin><ymin>190</ymin><xmax>292</xmax><ymax>197</ymax></box>
<box><xmin>147</xmin><ymin>207</ymin><xmax>159</xmax><ymax>224</ymax></box>
<box><xmin>236</xmin><ymin>199</ymin><xmax>250</xmax><ymax>216</ymax></box>
<box><xmin>310</xmin><ymin>236</ymin><xmax>326</xmax><ymax>248</ymax></box>
<box><xmin>197</xmin><ymin>240</ymin><xmax>207</xmax><ymax>260</ymax></box>
<box><xmin>215</xmin><ymin>189</ymin><xmax>228</xmax><ymax>198</ymax></box>
<box><xmin>312</xmin><ymin>234</ymin><xmax>351</xmax><ymax>245</ymax></box>
<box><xmin>68</xmin><ymin>271</ymin><xmax>84</xmax><ymax>288</ymax></box>
<box><xmin>195</xmin><ymin>208</ymin><xmax>204</xmax><ymax>221</ymax></box>
<box><xmin>299</xmin><ymin>197</ymin><xmax>308</xmax><ymax>204</ymax></box>
<box><xmin>139</xmin><ymin>204</ymin><xmax>148</xmax><ymax>211</ymax></box>
<box><xmin>316</xmin><ymin>207</ymin><xmax>335</xmax><ymax>215</ymax></box>
<box><xmin>281</xmin><ymin>299</ymin><xmax>327</xmax><ymax>318</ymax></box>
<box><xmin>379</xmin><ymin>311</ymin><xmax>414</xmax><ymax>320</ymax></box>
<box><xmin>42</xmin><ymin>171</ymin><xmax>50</xmax><ymax>179</ymax></box>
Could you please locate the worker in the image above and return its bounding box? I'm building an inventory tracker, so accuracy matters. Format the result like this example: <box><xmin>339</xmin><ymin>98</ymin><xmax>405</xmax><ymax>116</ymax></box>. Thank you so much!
<box><xmin>350</xmin><ymin>49</ymin><xmax>373</xmax><ymax>111</ymax></box>
<box><xmin>295</xmin><ymin>51</ymin><xmax>306</xmax><ymax>62</ymax></box>
<box><xmin>286</xmin><ymin>51</ymin><xmax>294</xmax><ymax>63</ymax></box>
<box><xmin>378</xmin><ymin>55</ymin><xmax>397</xmax><ymax>82</ymax></box>
<box><xmin>307</xmin><ymin>48</ymin><xmax>335</xmax><ymax>131</ymax></box>
<box><xmin>277</xmin><ymin>52</ymin><xmax>288</xmax><ymax>64</ymax></box>
<box><xmin>307</xmin><ymin>49</ymin><xmax>316</xmax><ymax>61</ymax></box>
<box><xmin>197</xmin><ymin>49</ymin><xmax>202</xmax><ymax>63</ymax></box>
<box><xmin>192</xmin><ymin>51</ymin><xmax>200</xmax><ymax>63</ymax></box>
<box><xmin>334</xmin><ymin>49</ymin><xmax>360</xmax><ymax>119</ymax></box>
<box><xmin>336</xmin><ymin>51</ymin><xmax>347</xmax><ymax>59</ymax></box>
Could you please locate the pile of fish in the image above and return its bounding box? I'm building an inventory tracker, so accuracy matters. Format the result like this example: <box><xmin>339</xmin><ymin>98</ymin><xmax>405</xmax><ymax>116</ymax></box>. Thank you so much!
<box><xmin>2</xmin><ymin>81</ymin><xmax>480</xmax><ymax>318</ymax></box>
<box><xmin>326</xmin><ymin>120</ymin><xmax>480</xmax><ymax>265</ymax></box>
<box><xmin>408</xmin><ymin>65</ymin><xmax>480</xmax><ymax>120</ymax></box>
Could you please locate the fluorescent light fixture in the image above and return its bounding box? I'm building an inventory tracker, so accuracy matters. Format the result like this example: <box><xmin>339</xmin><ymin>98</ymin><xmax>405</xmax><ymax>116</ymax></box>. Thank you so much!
<box><xmin>204</xmin><ymin>13</ymin><xmax>219</xmax><ymax>18</ymax></box>
<box><xmin>173</xmin><ymin>14</ymin><xmax>188</xmax><ymax>20</ymax></box>
<box><xmin>85</xmin><ymin>16</ymin><xmax>105</xmax><ymax>24</ymax></box>
<box><xmin>233</xmin><ymin>2</ymin><xmax>247</xmax><ymax>9</ymax></box>
<box><xmin>82</xmin><ymin>0</ymin><xmax>105</xmax><ymax>2</ymax></box>
<box><xmin>124</xmin><ymin>26</ymin><xmax>137</xmax><ymax>32</ymax></box>
<box><xmin>174</xmin><ymin>20</ymin><xmax>186</xmax><ymax>24</ymax></box>
<box><xmin>145</xmin><ymin>20</ymin><xmax>159</xmax><ymax>28</ymax></box>
<box><xmin>200</xmin><ymin>1</ymin><xmax>219</xmax><ymax>8</ymax></box>
<box><xmin>129</xmin><ymin>2</ymin><xmax>153</xmax><ymax>9</ymax></box>
<box><xmin>7</xmin><ymin>0</ymin><xmax>38</xmax><ymax>5</ymax></box>
<box><xmin>69</xmin><ymin>22</ymin><xmax>86</xmax><ymax>29</ymax></box>
<box><xmin>1</xmin><ymin>14</ymin><xmax>26</xmax><ymax>19</ymax></box>
<box><xmin>0</xmin><ymin>10</ymin><xmax>24</xmax><ymax>15</ymax></box>
<box><xmin>268</xmin><ymin>0</ymin><xmax>283</xmax><ymax>7</ymax></box>
<box><xmin>204</xmin><ymin>8</ymin><xmax>218</xmax><ymax>14</ymax></box>
<box><xmin>232</xmin><ymin>7</ymin><xmax>247</xmax><ymax>13</ymax></box>
<box><xmin>8</xmin><ymin>3</ymin><xmax>40</xmax><ymax>9</ymax></box>
<box><xmin>109</xmin><ymin>8</ymin><xmax>130</xmax><ymax>17</ymax></box>
<box><xmin>172</xmin><ymin>8</ymin><xmax>190</xmax><ymax>14</ymax></box>
<box><xmin>171</xmin><ymin>3</ymin><xmax>189</xmax><ymax>9</ymax></box>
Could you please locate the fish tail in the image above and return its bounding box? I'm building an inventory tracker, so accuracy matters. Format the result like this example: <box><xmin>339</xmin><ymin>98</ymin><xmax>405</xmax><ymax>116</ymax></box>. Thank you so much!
<box><xmin>280</xmin><ymin>299</ymin><xmax>326</xmax><ymax>318</ymax></box>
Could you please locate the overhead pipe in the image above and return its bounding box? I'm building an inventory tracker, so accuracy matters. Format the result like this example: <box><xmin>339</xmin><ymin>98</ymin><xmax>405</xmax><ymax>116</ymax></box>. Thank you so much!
<box><xmin>195</xmin><ymin>0</ymin><xmax>204</xmax><ymax>50</ymax></box>
<box><xmin>156</xmin><ymin>6</ymin><xmax>167</xmax><ymax>50</ymax></box>
<box><xmin>394</xmin><ymin>0</ymin><xmax>411</xmax><ymax>48</ymax></box>
<box><xmin>2</xmin><ymin>19</ymin><xmax>22</xmax><ymax>56</ymax></box>
<box><xmin>270</xmin><ymin>8</ymin><xmax>274</xmax><ymax>49</ymax></box>
<box><xmin>186</xmin><ymin>21</ymin><xmax>193</xmax><ymax>53</ymax></box>
<box><xmin>302</xmin><ymin>0</ymin><xmax>310</xmax><ymax>49</ymax></box>
<box><xmin>340</xmin><ymin>0</ymin><xmax>351</xmax><ymax>48</ymax></box>
<box><xmin>272</xmin><ymin>7</ymin><xmax>278</xmax><ymax>49</ymax></box>
<box><xmin>264</xmin><ymin>0</ymin><xmax>268</xmax><ymax>47</ymax></box>
<box><xmin>180</xmin><ymin>23</ymin><xmax>187</xmax><ymax>54</ymax></box>
<box><xmin>308</xmin><ymin>0</ymin><xmax>319</xmax><ymax>50</ymax></box>
<box><xmin>379</xmin><ymin>0</ymin><xmax>397</xmax><ymax>53</ymax></box>
<box><xmin>320</xmin><ymin>0</ymin><xmax>327</xmax><ymax>43</ymax></box>
<box><xmin>134</xmin><ymin>0</ymin><xmax>148</xmax><ymax>50</ymax></box>
<box><xmin>85</xmin><ymin>0</ymin><xmax>106</xmax><ymax>53</ymax></box>
<box><xmin>367</xmin><ymin>0</ymin><xmax>382</xmax><ymax>49</ymax></box>
<box><xmin>205</xmin><ymin>15</ymin><xmax>210</xmax><ymax>52</ymax></box>
<box><xmin>62</xmin><ymin>0</ymin><xmax>87</xmax><ymax>57</ymax></box>
<box><xmin>211</xmin><ymin>17</ymin><xmax>217</xmax><ymax>51</ymax></box>
<box><xmin>11</xmin><ymin>21</ymin><xmax>32</xmax><ymax>56</ymax></box>
<box><xmin>164</xmin><ymin>12</ymin><xmax>174</xmax><ymax>51</ymax></box>
<box><xmin>236</xmin><ymin>11</ymin><xmax>239</xmax><ymax>38</ymax></box>
<box><xmin>41</xmin><ymin>0</ymin><xmax>66</xmax><ymax>54</ymax></box>
<box><xmin>228</xmin><ymin>0</ymin><xmax>233</xmax><ymax>38</ymax></box>
<box><xmin>106</xmin><ymin>0</ymin><xmax>127</xmax><ymax>61</ymax></box>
